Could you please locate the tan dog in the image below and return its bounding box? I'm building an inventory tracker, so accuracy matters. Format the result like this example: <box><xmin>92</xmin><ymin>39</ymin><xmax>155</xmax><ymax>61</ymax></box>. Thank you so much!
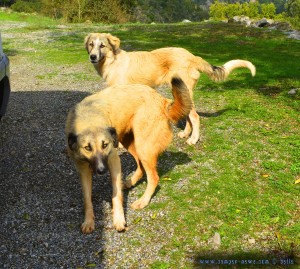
<box><xmin>65</xmin><ymin>77</ymin><xmax>192</xmax><ymax>233</ymax></box>
<box><xmin>84</xmin><ymin>33</ymin><xmax>256</xmax><ymax>145</ymax></box>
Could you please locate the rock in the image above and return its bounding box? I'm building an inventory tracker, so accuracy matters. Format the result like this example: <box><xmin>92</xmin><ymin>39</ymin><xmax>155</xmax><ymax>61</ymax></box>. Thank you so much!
<box><xmin>287</xmin><ymin>31</ymin><xmax>300</xmax><ymax>40</ymax></box>
<box><xmin>255</xmin><ymin>18</ymin><xmax>273</xmax><ymax>28</ymax></box>
<box><xmin>209</xmin><ymin>232</ymin><xmax>221</xmax><ymax>249</ymax></box>
<box><xmin>274</xmin><ymin>22</ymin><xmax>292</xmax><ymax>31</ymax></box>
<box><xmin>230</xmin><ymin>16</ymin><xmax>298</xmax><ymax>40</ymax></box>
<box><xmin>240</xmin><ymin>16</ymin><xmax>251</xmax><ymax>23</ymax></box>
<box><xmin>232</xmin><ymin>16</ymin><xmax>241</xmax><ymax>23</ymax></box>
<box><xmin>230</xmin><ymin>16</ymin><xmax>252</xmax><ymax>27</ymax></box>
<box><xmin>182</xmin><ymin>19</ymin><xmax>192</xmax><ymax>23</ymax></box>
<box><xmin>248</xmin><ymin>238</ymin><xmax>256</xmax><ymax>244</ymax></box>
<box><xmin>288</xmin><ymin>89</ymin><xmax>299</xmax><ymax>95</ymax></box>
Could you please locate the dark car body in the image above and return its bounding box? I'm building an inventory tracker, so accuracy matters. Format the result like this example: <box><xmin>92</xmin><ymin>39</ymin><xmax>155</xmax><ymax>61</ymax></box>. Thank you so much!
<box><xmin>0</xmin><ymin>33</ymin><xmax>10</xmax><ymax>120</ymax></box>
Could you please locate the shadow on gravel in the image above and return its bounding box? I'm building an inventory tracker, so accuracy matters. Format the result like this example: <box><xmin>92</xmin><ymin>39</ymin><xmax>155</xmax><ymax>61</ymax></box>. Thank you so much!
<box><xmin>0</xmin><ymin>90</ymin><xmax>108</xmax><ymax>268</ymax></box>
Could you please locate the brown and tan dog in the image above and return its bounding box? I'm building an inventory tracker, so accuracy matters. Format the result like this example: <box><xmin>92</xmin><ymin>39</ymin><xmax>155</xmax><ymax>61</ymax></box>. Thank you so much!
<box><xmin>84</xmin><ymin>32</ymin><xmax>256</xmax><ymax>145</ymax></box>
<box><xmin>65</xmin><ymin>77</ymin><xmax>192</xmax><ymax>233</ymax></box>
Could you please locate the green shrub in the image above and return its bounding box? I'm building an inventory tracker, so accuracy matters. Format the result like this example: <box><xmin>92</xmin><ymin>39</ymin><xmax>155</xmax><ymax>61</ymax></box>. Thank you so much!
<box><xmin>246</xmin><ymin>2</ymin><xmax>260</xmax><ymax>18</ymax></box>
<box><xmin>11</xmin><ymin>0</ymin><xmax>41</xmax><ymax>13</ymax></box>
<box><xmin>225</xmin><ymin>3</ymin><xmax>243</xmax><ymax>19</ymax></box>
<box><xmin>209</xmin><ymin>1</ymin><xmax>227</xmax><ymax>20</ymax></box>
<box><xmin>210</xmin><ymin>1</ymin><xmax>261</xmax><ymax>20</ymax></box>
<box><xmin>261</xmin><ymin>3</ymin><xmax>276</xmax><ymax>19</ymax></box>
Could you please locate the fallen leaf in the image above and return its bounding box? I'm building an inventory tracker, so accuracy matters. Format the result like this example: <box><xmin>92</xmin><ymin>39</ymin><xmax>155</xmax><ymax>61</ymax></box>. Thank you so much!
<box><xmin>86</xmin><ymin>264</ymin><xmax>97</xmax><ymax>268</ymax></box>
<box><xmin>262</xmin><ymin>174</ymin><xmax>269</xmax><ymax>178</ymax></box>
<box><xmin>272</xmin><ymin>216</ymin><xmax>280</xmax><ymax>223</ymax></box>
<box><xmin>162</xmin><ymin>176</ymin><xmax>172</xmax><ymax>181</ymax></box>
<box><xmin>151</xmin><ymin>213</ymin><xmax>157</xmax><ymax>219</ymax></box>
<box><xmin>295</xmin><ymin>178</ymin><xmax>300</xmax><ymax>184</ymax></box>
<box><xmin>23</xmin><ymin>213</ymin><xmax>30</xmax><ymax>220</ymax></box>
<box><xmin>133</xmin><ymin>217</ymin><xmax>142</xmax><ymax>224</ymax></box>
<box><xmin>275</xmin><ymin>231</ymin><xmax>283</xmax><ymax>249</ymax></box>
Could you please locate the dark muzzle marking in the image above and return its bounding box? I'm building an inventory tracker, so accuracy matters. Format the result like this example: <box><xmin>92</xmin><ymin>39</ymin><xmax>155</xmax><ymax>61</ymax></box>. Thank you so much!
<box><xmin>90</xmin><ymin>155</ymin><xmax>108</xmax><ymax>175</ymax></box>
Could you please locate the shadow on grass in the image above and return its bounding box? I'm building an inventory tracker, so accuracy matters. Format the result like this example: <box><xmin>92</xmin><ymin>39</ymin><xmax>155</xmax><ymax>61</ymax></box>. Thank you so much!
<box><xmin>120</xmin><ymin>149</ymin><xmax>192</xmax><ymax>211</ymax></box>
<box><xmin>176</xmin><ymin>108</ymin><xmax>231</xmax><ymax>131</ymax></box>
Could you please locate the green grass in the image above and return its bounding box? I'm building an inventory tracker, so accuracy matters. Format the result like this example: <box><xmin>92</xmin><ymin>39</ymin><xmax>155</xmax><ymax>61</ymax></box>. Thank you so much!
<box><xmin>0</xmin><ymin>10</ymin><xmax>58</xmax><ymax>28</ymax></box>
<box><xmin>1</xmin><ymin>10</ymin><xmax>299</xmax><ymax>268</ymax></box>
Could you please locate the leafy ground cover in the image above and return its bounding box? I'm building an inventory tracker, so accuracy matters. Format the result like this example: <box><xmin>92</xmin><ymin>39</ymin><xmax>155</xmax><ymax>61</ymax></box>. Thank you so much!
<box><xmin>1</xmin><ymin>11</ymin><xmax>299</xmax><ymax>268</ymax></box>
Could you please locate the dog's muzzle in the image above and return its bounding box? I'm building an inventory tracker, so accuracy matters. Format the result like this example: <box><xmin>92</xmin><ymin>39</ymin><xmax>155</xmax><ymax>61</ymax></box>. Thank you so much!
<box><xmin>90</xmin><ymin>155</ymin><xmax>108</xmax><ymax>175</ymax></box>
<box><xmin>89</xmin><ymin>54</ymin><xmax>98</xmax><ymax>63</ymax></box>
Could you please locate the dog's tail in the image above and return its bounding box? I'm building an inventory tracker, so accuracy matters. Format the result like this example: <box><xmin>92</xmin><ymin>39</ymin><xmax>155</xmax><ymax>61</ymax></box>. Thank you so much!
<box><xmin>167</xmin><ymin>77</ymin><xmax>193</xmax><ymax>123</ymax></box>
<box><xmin>195</xmin><ymin>57</ymin><xmax>256</xmax><ymax>82</ymax></box>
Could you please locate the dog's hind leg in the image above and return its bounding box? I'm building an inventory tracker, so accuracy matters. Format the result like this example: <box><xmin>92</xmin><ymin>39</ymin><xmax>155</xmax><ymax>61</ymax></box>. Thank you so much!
<box><xmin>178</xmin><ymin>110</ymin><xmax>193</xmax><ymax>139</ymax></box>
<box><xmin>77</xmin><ymin>162</ymin><xmax>95</xmax><ymax>234</ymax></box>
<box><xmin>177</xmin><ymin>76</ymin><xmax>200</xmax><ymax>145</ymax></box>
<box><xmin>130</xmin><ymin>156</ymin><xmax>159</xmax><ymax>210</ymax></box>
<box><xmin>186</xmin><ymin>107</ymin><xmax>200</xmax><ymax>145</ymax></box>
<box><xmin>124</xmin><ymin>143</ymin><xmax>144</xmax><ymax>189</ymax></box>
<box><xmin>108</xmin><ymin>149</ymin><xmax>126</xmax><ymax>231</ymax></box>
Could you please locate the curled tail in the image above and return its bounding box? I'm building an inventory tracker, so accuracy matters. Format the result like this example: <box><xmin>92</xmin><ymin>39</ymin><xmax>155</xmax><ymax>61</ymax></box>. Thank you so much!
<box><xmin>196</xmin><ymin>57</ymin><xmax>256</xmax><ymax>82</ymax></box>
<box><xmin>167</xmin><ymin>77</ymin><xmax>193</xmax><ymax>123</ymax></box>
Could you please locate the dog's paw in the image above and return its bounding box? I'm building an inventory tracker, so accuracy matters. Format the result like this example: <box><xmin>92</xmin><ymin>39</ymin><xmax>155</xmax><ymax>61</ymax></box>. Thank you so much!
<box><xmin>81</xmin><ymin>220</ymin><xmax>95</xmax><ymax>234</ymax></box>
<box><xmin>113</xmin><ymin>216</ymin><xmax>126</xmax><ymax>232</ymax></box>
<box><xmin>178</xmin><ymin>130</ymin><xmax>189</xmax><ymax>139</ymax></box>
<box><xmin>124</xmin><ymin>180</ymin><xmax>133</xmax><ymax>189</ymax></box>
<box><xmin>130</xmin><ymin>198</ymin><xmax>149</xmax><ymax>210</ymax></box>
<box><xmin>186</xmin><ymin>136</ymin><xmax>198</xmax><ymax>145</ymax></box>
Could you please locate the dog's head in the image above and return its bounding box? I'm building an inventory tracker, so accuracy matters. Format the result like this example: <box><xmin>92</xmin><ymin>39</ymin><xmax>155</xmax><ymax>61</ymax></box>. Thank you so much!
<box><xmin>67</xmin><ymin>127</ymin><xmax>118</xmax><ymax>175</ymax></box>
<box><xmin>84</xmin><ymin>33</ymin><xmax>120</xmax><ymax>64</ymax></box>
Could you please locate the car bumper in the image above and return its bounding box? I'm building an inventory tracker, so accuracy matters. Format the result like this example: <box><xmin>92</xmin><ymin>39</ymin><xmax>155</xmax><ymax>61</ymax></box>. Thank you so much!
<box><xmin>0</xmin><ymin>53</ymin><xmax>11</xmax><ymax>119</ymax></box>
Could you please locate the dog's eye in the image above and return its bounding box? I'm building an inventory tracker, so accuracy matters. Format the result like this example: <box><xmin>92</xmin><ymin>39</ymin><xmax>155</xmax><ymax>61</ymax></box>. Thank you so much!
<box><xmin>102</xmin><ymin>142</ymin><xmax>108</xmax><ymax>149</ymax></box>
<box><xmin>100</xmin><ymin>43</ymin><xmax>105</xmax><ymax>48</ymax></box>
<box><xmin>89</xmin><ymin>42</ymin><xmax>94</xmax><ymax>47</ymax></box>
<box><xmin>84</xmin><ymin>145</ymin><xmax>92</xmax><ymax>151</ymax></box>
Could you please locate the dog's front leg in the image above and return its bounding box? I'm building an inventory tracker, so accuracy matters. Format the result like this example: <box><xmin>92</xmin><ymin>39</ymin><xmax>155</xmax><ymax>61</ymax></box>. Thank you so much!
<box><xmin>108</xmin><ymin>150</ymin><xmax>126</xmax><ymax>231</ymax></box>
<box><xmin>77</xmin><ymin>162</ymin><xmax>95</xmax><ymax>234</ymax></box>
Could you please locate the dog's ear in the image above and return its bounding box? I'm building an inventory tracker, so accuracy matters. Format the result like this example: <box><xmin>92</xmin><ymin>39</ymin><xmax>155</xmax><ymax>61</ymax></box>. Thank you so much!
<box><xmin>68</xmin><ymin>133</ymin><xmax>78</xmax><ymax>151</ymax></box>
<box><xmin>106</xmin><ymin>34</ymin><xmax>120</xmax><ymax>54</ymax></box>
<box><xmin>84</xmin><ymin>34</ymin><xmax>92</xmax><ymax>53</ymax></box>
<box><xmin>107</xmin><ymin>127</ymin><xmax>118</xmax><ymax>148</ymax></box>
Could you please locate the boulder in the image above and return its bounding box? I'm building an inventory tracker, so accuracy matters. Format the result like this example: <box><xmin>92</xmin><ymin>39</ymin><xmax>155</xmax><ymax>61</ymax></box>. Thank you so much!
<box><xmin>255</xmin><ymin>18</ymin><xmax>271</xmax><ymax>27</ymax></box>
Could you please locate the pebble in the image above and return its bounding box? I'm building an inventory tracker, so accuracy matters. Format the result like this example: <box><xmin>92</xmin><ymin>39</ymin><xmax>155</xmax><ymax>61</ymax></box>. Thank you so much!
<box><xmin>248</xmin><ymin>238</ymin><xmax>256</xmax><ymax>244</ymax></box>
<box><xmin>288</xmin><ymin>88</ymin><xmax>299</xmax><ymax>95</ymax></box>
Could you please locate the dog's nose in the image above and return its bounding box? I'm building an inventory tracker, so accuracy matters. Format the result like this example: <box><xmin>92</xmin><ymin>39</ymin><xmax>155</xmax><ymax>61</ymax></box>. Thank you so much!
<box><xmin>90</xmin><ymin>54</ymin><xmax>97</xmax><ymax>61</ymax></box>
<box><xmin>96</xmin><ymin>167</ymin><xmax>106</xmax><ymax>175</ymax></box>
